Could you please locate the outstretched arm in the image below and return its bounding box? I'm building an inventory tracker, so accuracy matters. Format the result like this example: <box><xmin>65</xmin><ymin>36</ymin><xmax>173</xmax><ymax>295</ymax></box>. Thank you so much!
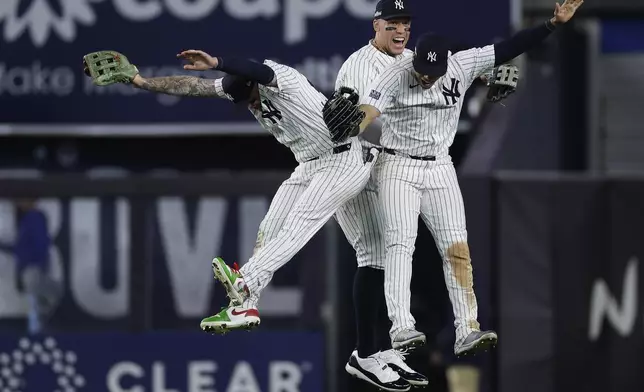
<box><xmin>459</xmin><ymin>0</ymin><xmax>583</xmax><ymax>82</ymax></box>
<box><xmin>132</xmin><ymin>47</ymin><xmax>278</xmax><ymax>97</ymax></box>
<box><xmin>494</xmin><ymin>0</ymin><xmax>583</xmax><ymax>65</ymax></box>
<box><xmin>132</xmin><ymin>74</ymin><xmax>223</xmax><ymax>97</ymax></box>
<box><xmin>177</xmin><ymin>50</ymin><xmax>276</xmax><ymax>87</ymax></box>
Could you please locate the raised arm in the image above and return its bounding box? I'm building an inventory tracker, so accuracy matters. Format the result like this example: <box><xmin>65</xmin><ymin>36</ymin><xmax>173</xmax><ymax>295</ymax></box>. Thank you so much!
<box><xmin>494</xmin><ymin>0</ymin><xmax>583</xmax><ymax>65</ymax></box>
<box><xmin>177</xmin><ymin>50</ymin><xmax>276</xmax><ymax>87</ymax></box>
<box><xmin>458</xmin><ymin>0</ymin><xmax>583</xmax><ymax>83</ymax></box>
<box><xmin>132</xmin><ymin>48</ymin><xmax>276</xmax><ymax>97</ymax></box>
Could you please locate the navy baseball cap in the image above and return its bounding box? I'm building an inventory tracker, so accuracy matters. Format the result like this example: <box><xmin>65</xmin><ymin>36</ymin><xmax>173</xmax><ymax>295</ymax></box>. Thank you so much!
<box><xmin>412</xmin><ymin>32</ymin><xmax>450</xmax><ymax>77</ymax></box>
<box><xmin>374</xmin><ymin>0</ymin><xmax>412</xmax><ymax>20</ymax></box>
<box><xmin>221</xmin><ymin>75</ymin><xmax>255</xmax><ymax>103</ymax></box>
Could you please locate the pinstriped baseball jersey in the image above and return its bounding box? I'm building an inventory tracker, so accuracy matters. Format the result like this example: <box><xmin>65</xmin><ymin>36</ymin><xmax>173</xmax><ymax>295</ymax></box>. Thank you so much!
<box><xmin>365</xmin><ymin>45</ymin><xmax>497</xmax><ymax>346</ymax></box>
<box><xmin>331</xmin><ymin>42</ymin><xmax>412</xmax><ymax>270</ymax></box>
<box><xmin>210</xmin><ymin>62</ymin><xmax>382</xmax><ymax>314</ymax></box>
<box><xmin>336</xmin><ymin>41</ymin><xmax>413</xmax><ymax>105</ymax></box>
<box><xmin>336</xmin><ymin>42</ymin><xmax>412</xmax><ymax>148</ymax></box>
<box><xmin>360</xmin><ymin>45</ymin><xmax>496</xmax><ymax>157</ymax></box>
<box><xmin>246</xmin><ymin>60</ymin><xmax>337</xmax><ymax>163</ymax></box>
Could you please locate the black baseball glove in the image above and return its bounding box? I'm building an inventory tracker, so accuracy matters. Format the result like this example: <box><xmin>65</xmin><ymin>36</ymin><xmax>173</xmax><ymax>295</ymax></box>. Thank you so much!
<box><xmin>323</xmin><ymin>87</ymin><xmax>365</xmax><ymax>144</ymax></box>
<box><xmin>485</xmin><ymin>64</ymin><xmax>519</xmax><ymax>103</ymax></box>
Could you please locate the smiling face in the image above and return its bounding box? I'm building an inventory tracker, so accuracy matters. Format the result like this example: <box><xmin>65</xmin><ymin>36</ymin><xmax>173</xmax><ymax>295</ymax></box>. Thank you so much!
<box><xmin>373</xmin><ymin>18</ymin><xmax>411</xmax><ymax>56</ymax></box>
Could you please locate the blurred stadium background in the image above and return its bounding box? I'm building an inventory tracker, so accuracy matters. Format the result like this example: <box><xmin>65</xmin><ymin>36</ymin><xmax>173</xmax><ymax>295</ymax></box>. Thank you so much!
<box><xmin>0</xmin><ymin>0</ymin><xmax>643</xmax><ymax>391</ymax></box>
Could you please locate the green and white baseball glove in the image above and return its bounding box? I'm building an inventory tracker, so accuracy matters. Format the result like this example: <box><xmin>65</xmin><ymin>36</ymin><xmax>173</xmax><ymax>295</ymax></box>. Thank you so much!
<box><xmin>83</xmin><ymin>50</ymin><xmax>139</xmax><ymax>86</ymax></box>
<box><xmin>485</xmin><ymin>64</ymin><xmax>519</xmax><ymax>103</ymax></box>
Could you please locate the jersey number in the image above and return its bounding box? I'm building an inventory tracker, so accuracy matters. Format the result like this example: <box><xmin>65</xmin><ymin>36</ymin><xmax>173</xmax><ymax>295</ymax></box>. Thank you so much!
<box><xmin>261</xmin><ymin>99</ymin><xmax>283</xmax><ymax>124</ymax></box>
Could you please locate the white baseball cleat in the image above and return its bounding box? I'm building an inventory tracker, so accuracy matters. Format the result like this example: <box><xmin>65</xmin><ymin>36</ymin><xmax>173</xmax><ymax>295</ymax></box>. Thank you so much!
<box><xmin>345</xmin><ymin>350</ymin><xmax>411</xmax><ymax>391</ymax></box>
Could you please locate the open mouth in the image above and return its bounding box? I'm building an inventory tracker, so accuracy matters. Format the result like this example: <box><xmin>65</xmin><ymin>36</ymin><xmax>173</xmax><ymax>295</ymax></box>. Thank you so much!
<box><xmin>392</xmin><ymin>37</ymin><xmax>405</xmax><ymax>47</ymax></box>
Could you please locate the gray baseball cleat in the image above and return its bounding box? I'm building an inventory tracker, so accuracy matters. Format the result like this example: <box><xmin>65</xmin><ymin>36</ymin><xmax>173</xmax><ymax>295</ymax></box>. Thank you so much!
<box><xmin>454</xmin><ymin>330</ymin><xmax>498</xmax><ymax>356</ymax></box>
<box><xmin>391</xmin><ymin>329</ymin><xmax>426</xmax><ymax>351</ymax></box>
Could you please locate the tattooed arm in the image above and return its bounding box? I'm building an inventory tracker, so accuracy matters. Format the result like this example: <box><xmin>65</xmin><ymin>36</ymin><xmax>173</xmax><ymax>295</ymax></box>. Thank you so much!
<box><xmin>131</xmin><ymin>74</ymin><xmax>226</xmax><ymax>98</ymax></box>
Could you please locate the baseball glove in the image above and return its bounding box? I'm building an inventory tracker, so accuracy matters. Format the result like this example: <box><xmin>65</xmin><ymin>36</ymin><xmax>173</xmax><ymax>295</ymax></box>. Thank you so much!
<box><xmin>323</xmin><ymin>87</ymin><xmax>365</xmax><ymax>144</ymax></box>
<box><xmin>485</xmin><ymin>64</ymin><xmax>519</xmax><ymax>103</ymax></box>
<box><xmin>83</xmin><ymin>50</ymin><xmax>139</xmax><ymax>86</ymax></box>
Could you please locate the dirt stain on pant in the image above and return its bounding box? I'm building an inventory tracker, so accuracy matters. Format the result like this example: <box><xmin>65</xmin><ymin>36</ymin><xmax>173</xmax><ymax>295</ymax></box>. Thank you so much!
<box><xmin>446</xmin><ymin>241</ymin><xmax>480</xmax><ymax>331</ymax></box>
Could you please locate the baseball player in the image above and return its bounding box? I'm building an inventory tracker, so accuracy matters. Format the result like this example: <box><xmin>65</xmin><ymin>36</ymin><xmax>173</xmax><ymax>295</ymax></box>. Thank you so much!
<box><xmin>326</xmin><ymin>0</ymin><xmax>584</xmax><ymax>356</ymax></box>
<box><xmin>338</xmin><ymin>0</ymin><xmax>514</xmax><ymax>388</ymax></box>
<box><xmin>333</xmin><ymin>0</ymin><xmax>430</xmax><ymax>389</ymax></box>
<box><xmin>83</xmin><ymin>49</ymin><xmax>413</xmax><ymax>391</ymax></box>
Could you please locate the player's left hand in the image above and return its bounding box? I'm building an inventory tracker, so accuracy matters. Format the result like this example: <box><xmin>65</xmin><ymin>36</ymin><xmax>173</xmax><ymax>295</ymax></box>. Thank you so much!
<box><xmin>177</xmin><ymin>49</ymin><xmax>218</xmax><ymax>71</ymax></box>
<box><xmin>552</xmin><ymin>0</ymin><xmax>584</xmax><ymax>25</ymax></box>
<box><xmin>82</xmin><ymin>50</ymin><xmax>139</xmax><ymax>86</ymax></box>
<box><xmin>485</xmin><ymin>64</ymin><xmax>519</xmax><ymax>103</ymax></box>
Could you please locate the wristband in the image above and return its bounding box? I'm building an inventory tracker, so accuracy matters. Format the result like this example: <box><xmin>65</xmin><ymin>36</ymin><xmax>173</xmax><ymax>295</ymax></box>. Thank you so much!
<box><xmin>545</xmin><ymin>19</ymin><xmax>557</xmax><ymax>31</ymax></box>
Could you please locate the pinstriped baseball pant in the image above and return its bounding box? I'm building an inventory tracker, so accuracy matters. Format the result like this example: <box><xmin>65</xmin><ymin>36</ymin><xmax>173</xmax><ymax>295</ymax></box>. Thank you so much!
<box><xmin>334</xmin><ymin>147</ymin><xmax>387</xmax><ymax>270</ymax></box>
<box><xmin>241</xmin><ymin>138</ymin><xmax>379</xmax><ymax>308</ymax></box>
<box><xmin>376</xmin><ymin>153</ymin><xmax>480</xmax><ymax>347</ymax></box>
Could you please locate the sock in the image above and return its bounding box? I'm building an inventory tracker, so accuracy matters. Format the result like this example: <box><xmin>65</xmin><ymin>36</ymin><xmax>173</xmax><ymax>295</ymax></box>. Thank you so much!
<box><xmin>354</xmin><ymin>266</ymin><xmax>385</xmax><ymax>357</ymax></box>
<box><xmin>372</xmin><ymin>270</ymin><xmax>393</xmax><ymax>352</ymax></box>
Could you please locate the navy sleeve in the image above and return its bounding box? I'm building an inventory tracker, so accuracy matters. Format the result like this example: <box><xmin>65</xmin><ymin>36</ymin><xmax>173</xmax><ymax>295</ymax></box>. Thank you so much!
<box><xmin>494</xmin><ymin>20</ymin><xmax>556</xmax><ymax>66</ymax></box>
<box><xmin>215</xmin><ymin>57</ymin><xmax>276</xmax><ymax>86</ymax></box>
<box><xmin>220</xmin><ymin>74</ymin><xmax>255</xmax><ymax>103</ymax></box>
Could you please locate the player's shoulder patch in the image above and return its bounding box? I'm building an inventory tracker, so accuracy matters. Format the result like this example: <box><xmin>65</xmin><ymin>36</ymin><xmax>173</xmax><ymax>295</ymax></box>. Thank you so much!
<box><xmin>369</xmin><ymin>90</ymin><xmax>382</xmax><ymax>100</ymax></box>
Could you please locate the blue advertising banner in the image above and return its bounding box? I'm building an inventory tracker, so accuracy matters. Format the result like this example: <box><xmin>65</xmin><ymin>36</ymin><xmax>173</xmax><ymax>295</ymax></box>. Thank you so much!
<box><xmin>0</xmin><ymin>331</ymin><xmax>325</xmax><ymax>392</ymax></box>
<box><xmin>0</xmin><ymin>0</ymin><xmax>509</xmax><ymax>135</ymax></box>
<box><xmin>601</xmin><ymin>19</ymin><xmax>644</xmax><ymax>53</ymax></box>
<box><xmin>0</xmin><ymin>192</ymin><xmax>329</xmax><ymax>331</ymax></box>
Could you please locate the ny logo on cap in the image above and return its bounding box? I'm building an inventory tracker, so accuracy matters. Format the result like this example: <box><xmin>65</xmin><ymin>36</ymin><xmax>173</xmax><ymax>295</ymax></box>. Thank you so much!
<box><xmin>427</xmin><ymin>52</ymin><xmax>437</xmax><ymax>62</ymax></box>
<box><xmin>394</xmin><ymin>0</ymin><xmax>404</xmax><ymax>10</ymax></box>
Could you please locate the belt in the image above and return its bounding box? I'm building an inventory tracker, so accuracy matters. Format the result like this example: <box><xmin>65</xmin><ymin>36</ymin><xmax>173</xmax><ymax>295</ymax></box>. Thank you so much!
<box><xmin>382</xmin><ymin>148</ymin><xmax>436</xmax><ymax>161</ymax></box>
<box><xmin>305</xmin><ymin>143</ymin><xmax>352</xmax><ymax>162</ymax></box>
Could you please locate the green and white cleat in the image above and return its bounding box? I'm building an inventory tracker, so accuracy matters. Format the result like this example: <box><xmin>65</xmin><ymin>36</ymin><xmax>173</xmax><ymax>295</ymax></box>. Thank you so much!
<box><xmin>200</xmin><ymin>305</ymin><xmax>261</xmax><ymax>334</ymax></box>
<box><xmin>211</xmin><ymin>257</ymin><xmax>250</xmax><ymax>305</ymax></box>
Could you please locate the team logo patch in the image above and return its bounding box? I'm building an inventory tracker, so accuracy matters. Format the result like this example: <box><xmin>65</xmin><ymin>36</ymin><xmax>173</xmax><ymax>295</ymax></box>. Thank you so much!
<box><xmin>369</xmin><ymin>90</ymin><xmax>382</xmax><ymax>100</ymax></box>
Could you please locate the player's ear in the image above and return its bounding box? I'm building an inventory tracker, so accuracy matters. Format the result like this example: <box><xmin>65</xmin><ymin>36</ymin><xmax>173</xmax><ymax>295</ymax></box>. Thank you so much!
<box><xmin>373</xmin><ymin>19</ymin><xmax>379</xmax><ymax>32</ymax></box>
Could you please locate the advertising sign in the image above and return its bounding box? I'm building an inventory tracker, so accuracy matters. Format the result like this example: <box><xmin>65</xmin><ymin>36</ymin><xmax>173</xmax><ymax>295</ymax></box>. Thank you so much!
<box><xmin>0</xmin><ymin>194</ymin><xmax>329</xmax><ymax>331</ymax></box>
<box><xmin>0</xmin><ymin>0</ymin><xmax>509</xmax><ymax>135</ymax></box>
<box><xmin>0</xmin><ymin>331</ymin><xmax>325</xmax><ymax>392</ymax></box>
